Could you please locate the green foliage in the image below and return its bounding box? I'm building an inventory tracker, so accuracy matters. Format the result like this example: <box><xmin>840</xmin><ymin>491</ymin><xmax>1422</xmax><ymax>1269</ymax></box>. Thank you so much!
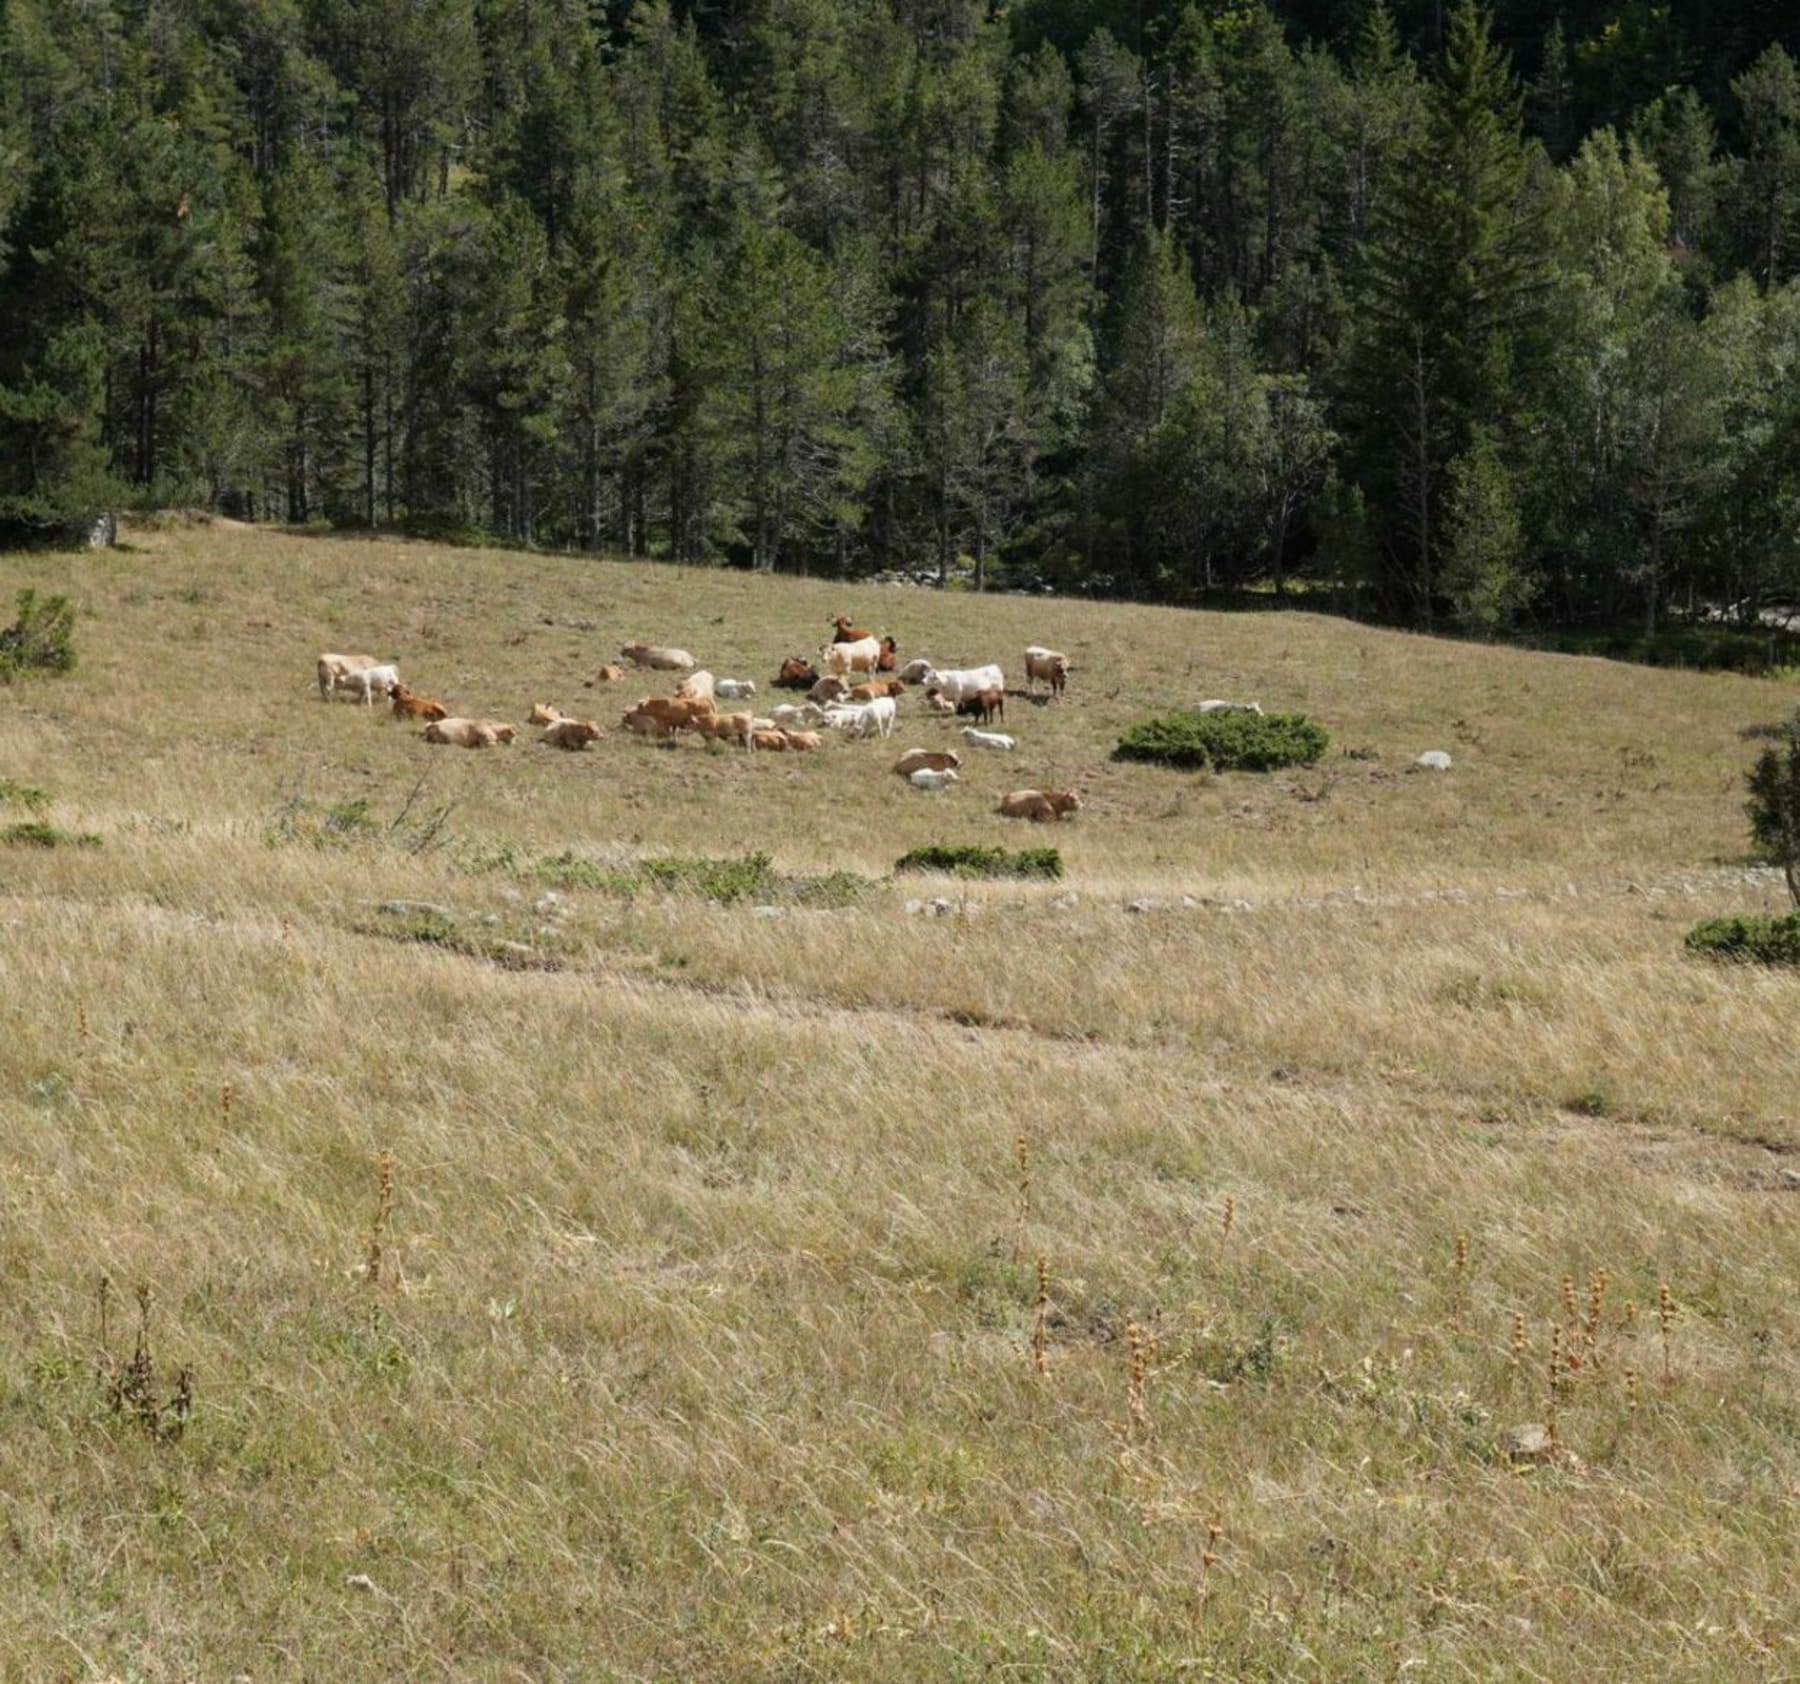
<box><xmin>4</xmin><ymin>0</ymin><xmax>1800</xmax><ymax>633</ymax></box>
<box><xmin>0</xmin><ymin>779</ymin><xmax>51</xmax><ymax>812</ymax></box>
<box><xmin>2</xmin><ymin>820</ymin><xmax>100</xmax><ymax>849</ymax></box>
<box><xmin>0</xmin><ymin>591</ymin><xmax>76</xmax><ymax>680</ymax></box>
<box><xmin>483</xmin><ymin>848</ymin><xmax>868</xmax><ymax>906</ymax></box>
<box><xmin>893</xmin><ymin>844</ymin><xmax>1064</xmax><ymax>879</ymax></box>
<box><xmin>1684</xmin><ymin>912</ymin><xmax>1800</xmax><ymax>965</ymax></box>
<box><xmin>1115</xmin><ymin>711</ymin><xmax>1330</xmax><ymax>772</ymax></box>
<box><xmin>1744</xmin><ymin>710</ymin><xmax>1800</xmax><ymax>905</ymax></box>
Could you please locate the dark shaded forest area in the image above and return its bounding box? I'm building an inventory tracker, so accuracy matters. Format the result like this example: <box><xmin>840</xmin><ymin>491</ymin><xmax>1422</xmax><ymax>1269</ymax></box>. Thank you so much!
<box><xmin>4</xmin><ymin>0</ymin><xmax>1800</xmax><ymax>631</ymax></box>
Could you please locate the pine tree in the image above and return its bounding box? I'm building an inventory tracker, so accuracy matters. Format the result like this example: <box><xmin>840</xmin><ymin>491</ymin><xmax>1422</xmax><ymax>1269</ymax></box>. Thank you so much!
<box><xmin>1344</xmin><ymin>0</ymin><xmax>1547</xmax><ymax>620</ymax></box>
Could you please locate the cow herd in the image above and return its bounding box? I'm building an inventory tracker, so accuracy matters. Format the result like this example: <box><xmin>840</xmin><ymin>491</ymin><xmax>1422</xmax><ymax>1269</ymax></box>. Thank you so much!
<box><xmin>314</xmin><ymin>618</ymin><xmax>1084</xmax><ymax>821</ymax></box>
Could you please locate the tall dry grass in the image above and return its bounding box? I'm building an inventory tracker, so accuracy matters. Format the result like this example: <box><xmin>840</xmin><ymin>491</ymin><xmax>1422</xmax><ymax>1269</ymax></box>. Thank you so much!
<box><xmin>0</xmin><ymin>521</ymin><xmax>1794</xmax><ymax>1679</ymax></box>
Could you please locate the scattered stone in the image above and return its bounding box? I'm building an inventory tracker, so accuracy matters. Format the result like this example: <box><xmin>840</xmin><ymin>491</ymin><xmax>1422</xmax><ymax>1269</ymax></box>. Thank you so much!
<box><xmin>497</xmin><ymin>941</ymin><xmax>536</xmax><ymax>959</ymax></box>
<box><xmin>1126</xmin><ymin>898</ymin><xmax>1164</xmax><ymax>914</ymax></box>
<box><xmin>904</xmin><ymin>897</ymin><xmax>956</xmax><ymax>917</ymax></box>
<box><xmin>1414</xmin><ymin>750</ymin><xmax>1454</xmax><ymax>771</ymax></box>
<box><xmin>345</xmin><ymin>1573</ymin><xmax>379</xmax><ymax>1593</ymax></box>
<box><xmin>379</xmin><ymin>900</ymin><xmax>452</xmax><ymax>920</ymax></box>
<box><xmin>1053</xmin><ymin>893</ymin><xmax>1080</xmax><ymax>911</ymax></box>
<box><xmin>752</xmin><ymin>905</ymin><xmax>784</xmax><ymax>918</ymax></box>
<box><xmin>1504</xmin><ymin>1423</ymin><xmax>1556</xmax><ymax>1464</ymax></box>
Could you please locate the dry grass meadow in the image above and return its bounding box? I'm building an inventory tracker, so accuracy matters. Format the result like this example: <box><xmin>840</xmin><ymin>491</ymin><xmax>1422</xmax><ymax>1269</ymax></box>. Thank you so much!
<box><xmin>2</xmin><ymin>519</ymin><xmax>1797</xmax><ymax>1681</ymax></box>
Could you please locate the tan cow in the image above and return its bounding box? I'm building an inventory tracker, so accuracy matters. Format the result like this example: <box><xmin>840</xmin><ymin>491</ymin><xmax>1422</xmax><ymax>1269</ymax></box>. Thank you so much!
<box><xmin>424</xmin><ymin>717</ymin><xmax>517</xmax><ymax>748</ymax></box>
<box><xmin>998</xmin><ymin>789</ymin><xmax>1082</xmax><ymax>822</ymax></box>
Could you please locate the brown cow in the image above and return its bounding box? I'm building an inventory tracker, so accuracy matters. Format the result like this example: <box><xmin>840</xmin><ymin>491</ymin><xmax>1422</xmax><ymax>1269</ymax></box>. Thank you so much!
<box><xmin>998</xmin><ymin>789</ymin><xmax>1082</xmax><ymax>822</ymax></box>
<box><xmin>389</xmin><ymin>683</ymin><xmax>449</xmax><ymax>722</ymax></box>
<box><xmin>781</xmin><ymin>730</ymin><xmax>823</xmax><ymax>751</ymax></box>
<box><xmin>831</xmin><ymin>615</ymin><xmax>872</xmax><ymax>643</ymax></box>
<box><xmin>875</xmin><ymin>635</ymin><xmax>899</xmax><ymax>672</ymax></box>
<box><xmin>955</xmin><ymin>687</ymin><xmax>1005</xmax><ymax>725</ymax></box>
<box><xmin>541</xmin><ymin>718</ymin><xmax>601</xmax><ymax>750</ymax></box>
<box><xmin>621</xmin><ymin>697</ymin><xmax>712</xmax><ymax>738</ymax></box>
<box><xmin>893</xmin><ymin>748</ymin><xmax>960</xmax><ymax>777</ymax></box>
<box><xmin>774</xmin><ymin>656</ymin><xmax>819</xmax><ymax>690</ymax></box>
<box><xmin>584</xmin><ymin>664</ymin><xmax>627</xmax><ymax>687</ymax></box>
<box><xmin>1024</xmin><ymin>646</ymin><xmax>1069</xmax><ymax>698</ymax></box>
<box><xmin>849</xmin><ymin>678</ymin><xmax>907</xmax><ymax>702</ymax></box>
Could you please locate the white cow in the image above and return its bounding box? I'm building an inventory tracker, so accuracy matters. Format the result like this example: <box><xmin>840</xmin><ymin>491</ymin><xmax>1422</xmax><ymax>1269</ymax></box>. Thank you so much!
<box><xmin>823</xmin><ymin>636</ymin><xmax>882</xmax><ymax>678</ymax></box>
<box><xmin>1192</xmin><ymin>699</ymin><xmax>1264</xmax><ymax>716</ymax></box>
<box><xmin>908</xmin><ymin>767</ymin><xmax>959</xmax><ymax>790</ymax></box>
<box><xmin>822</xmin><ymin>697</ymin><xmax>896</xmax><ymax>738</ymax></box>
<box><xmin>715</xmin><ymin>678</ymin><xmax>757</xmax><ymax>701</ymax></box>
<box><xmin>317</xmin><ymin>652</ymin><xmax>397</xmax><ymax>704</ymax></box>
<box><xmin>961</xmin><ymin>726</ymin><xmax>1016</xmax><ymax>752</ymax></box>
<box><xmin>919</xmin><ymin>663</ymin><xmax>1003</xmax><ymax>703</ymax></box>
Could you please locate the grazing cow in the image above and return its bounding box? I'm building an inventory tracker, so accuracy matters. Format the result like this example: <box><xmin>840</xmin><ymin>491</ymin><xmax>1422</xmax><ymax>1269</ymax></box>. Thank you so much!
<box><xmin>694</xmin><ymin>711</ymin><xmax>754</xmax><ymax>747</ymax></box>
<box><xmin>909</xmin><ymin>767</ymin><xmax>959</xmax><ymax>790</ymax></box>
<box><xmin>319</xmin><ymin>654</ymin><xmax>399</xmax><ymax>705</ymax></box>
<box><xmin>831</xmin><ymin>615</ymin><xmax>873</xmax><ymax>643</ymax></box>
<box><xmin>771</xmin><ymin>702</ymin><xmax>825</xmax><ymax>730</ymax></box>
<box><xmin>528</xmin><ymin>703</ymin><xmax>566</xmax><ymax>725</ymax></box>
<box><xmin>897</xmin><ymin>658</ymin><xmax>935</xmax><ymax>684</ymax></box>
<box><xmin>317</xmin><ymin>652</ymin><xmax>378</xmax><ymax>701</ymax></box>
<box><xmin>620</xmin><ymin>641</ymin><xmax>697</xmax><ymax>671</ymax></box>
<box><xmin>876</xmin><ymin>635</ymin><xmax>899</xmax><ymax>673</ymax></box>
<box><xmin>809</xmin><ymin>675</ymin><xmax>851</xmax><ymax>704</ymax></box>
<box><xmin>1192</xmin><ymin>699</ymin><xmax>1264</xmax><ymax>716</ymax></box>
<box><xmin>774</xmin><ymin>657</ymin><xmax>819</xmax><ymax>690</ymax></box>
<box><xmin>999</xmin><ymin>789</ymin><xmax>1082</xmax><ymax>822</ymax></box>
<box><xmin>918</xmin><ymin>663</ymin><xmax>1003</xmax><ymax>704</ymax></box>
<box><xmin>894</xmin><ymin>748</ymin><xmax>961</xmax><ymax>777</ymax></box>
<box><xmin>541</xmin><ymin>718</ymin><xmax>601</xmax><ymax>750</ymax></box>
<box><xmin>424</xmin><ymin>717</ymin><xmax>516</xmax><ymax>748</ymax></box>
<box><xmin>1024</xmin><ymin>646</ymin><xmax>1070</xmax><ymax>698</ymax></box>
<box><xmin>622</xmin><ymin>697</ymin><xmax>712</xmax><ymax>738</ymax></box>
<box><xmin>955</xmin><ymin>687</ymin><xmax>1005</xmax><ymax>726</ymax></box>
<box><xmin>389</xmin><ymin>683</ymin><xmax>448</xmax><ymax>722</ymax></box>
<box><xmin>923</xmin><ymin>689</ymin><xmax>956</xmax><ymax>716</ymax></box>
<box><xmin>961</xmin><ymin>725</ymin><xmax>1015</xmax><ymax>752</ymax></box>
<box><xmin>824</xmin><ymin>636</ymin><xmax>882</xmax><ymax>678</ymax></box>
<box><xmin>715</xmin><ymin>678</ymin><xmax>757</xmax><ymax>702</ymax></box>
<box><xmin>675</xmin><ymin>670</ymin><xmax>716</xmax><ymax>706</ymax></box>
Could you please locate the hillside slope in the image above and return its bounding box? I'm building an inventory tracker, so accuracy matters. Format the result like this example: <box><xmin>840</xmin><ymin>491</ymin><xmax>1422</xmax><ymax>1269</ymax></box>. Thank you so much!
<box><xmin>1</xmin><ymin>524</ymin><xmax>1795</xmax><ymax>1680</ymax></box>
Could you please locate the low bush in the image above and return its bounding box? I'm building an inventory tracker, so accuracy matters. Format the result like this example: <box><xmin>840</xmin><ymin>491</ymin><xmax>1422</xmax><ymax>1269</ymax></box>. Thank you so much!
<box><xmin>0</xmin><ymin>590</ymin><xmax>77</xmax><ymax>681</ymax></box>
<box><xmin>0</xmin><ymin>779</ymin><xmax>52</xmax><ymax>812</ymax></box>
<box><xmin>1684</xmin><ymin>912</ymin><xmax>1800</xmax><ymax>966</ymax></box>
<box><xmin>894</xmin><ymin>843</ymin><xmax>1063</xmax><ymax>880</ymax></box>
<box><xmin>2</xmin><ymin>820</ymin><xmax>101</xmax><ymax>849</ymax></box>
<box><xmin>495</xmin><ymin>848</ymin><xmax>867</xmax><ymax>906</ymax></box>
<box><xmin>1114</xmin><ymin>711</ymin><xmax>1329</xmax><ymax>772</ymax></box>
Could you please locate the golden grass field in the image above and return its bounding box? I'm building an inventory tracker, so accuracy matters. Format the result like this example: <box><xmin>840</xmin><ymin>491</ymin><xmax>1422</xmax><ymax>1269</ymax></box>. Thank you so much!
<box><xmin>1</xmin><ymin>519</ymin><xmax>1796</xmax><ymax>1681</ymax></box>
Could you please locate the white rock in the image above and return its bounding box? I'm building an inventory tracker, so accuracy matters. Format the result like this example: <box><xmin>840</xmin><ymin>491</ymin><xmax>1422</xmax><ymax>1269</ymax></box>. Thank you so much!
<box><xmin>1414</xmin><ymin>750</ymin><xmax>1454</xmax><ymax>771</ymax></box>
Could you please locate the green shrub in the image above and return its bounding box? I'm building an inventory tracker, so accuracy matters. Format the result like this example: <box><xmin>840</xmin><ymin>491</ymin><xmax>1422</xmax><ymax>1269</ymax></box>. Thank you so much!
<box><xmin>0</xmin><ymin>778</ymin><xmax>52</xmax><ymax>812</ymax></box>
<box><xmin>639</xmin><ymin>852</ymin><xmax>779</xmax><ymax>903</ymax></box>
<box><xmin>1114</xmin><ymin>711</ymin><xmax>1329</xmax><ymax>772</ymax></box>
<box><xmin>894</xmin><ymin>843</ymin><xmax>1063</xmax><ymax>880</ymax></box>
<box><xmin>2</xmin><ymin>820</ymin><xmax>101</xmax><ymax>849</ymax></box>
<box><xmin>1684</xmin><ymin>912</ymin><xmax>1800</xmax><ymax>966</ymax></box>
<box><xmin>1745</xmin><ymin>709</ymin><xmax>1800</xmax><ymax>907</ymax></box>
<box><xmin>0</xmin><ymin>590</ymin><xmax>77</xmax><ymax>680</ymax></box>
<box><xmin>499</xmin><ymin>848</ymin><xmax>867</xmax><ymax>906</ymax></box>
